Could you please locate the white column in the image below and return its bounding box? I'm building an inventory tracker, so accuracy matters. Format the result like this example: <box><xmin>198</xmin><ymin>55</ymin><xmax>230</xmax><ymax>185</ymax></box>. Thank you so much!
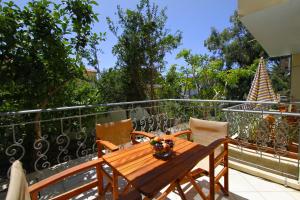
<box><xmin>291</xmin><ymin>53</ymin><xmax>300</xmax><ymax>101</ymax></box>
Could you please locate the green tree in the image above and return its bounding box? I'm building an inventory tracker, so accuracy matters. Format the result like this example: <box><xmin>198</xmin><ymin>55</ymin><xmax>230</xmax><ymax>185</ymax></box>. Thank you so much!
<box><xmin>270</xmin><ymin>61</ymin><xmax>290</xmax><ymax>96</ymax></box>
<box><xmin>176</xmin><ymin>49</ymin><xmax>226</xmax><ymax>99</ymax></box>
<box><xmin>218</xmin><ymin>61</ymin><xmax>257</xmax><ymax>100</ymax></box>
<box><xmin>0</xmin><ymin>0</ymin><xmax>101</xmax><ymax>110</ymax></box>
<box><xmin>0</xmin><ymin>0</ymin><xmax>102</xmax><ymax>137</ymax></box>
<box><xmin>203</xmin><ymin>11</ymin><xmax>288</xmax><ymax>100</ymax></box>
<box><xmin>175</xmin><ymin>48</ymin><xmax>257</xmax><ymax>99</ymax></box>
<box><xmin>107</xmin><ymin>0</ymin><xmax>181</xmax><ymax>100</ymax></box>
<box><xmin>176</xmin><ymin>49</ymin><xmax>210</xmax><ymax>96</ymax></box>
<box><xmin>198</xmin><ymin>59</ymin><xmax>224</xmax><ymax>99</ymax></box>
<box><xmin>96</xmin><ymin>68</ymin><xmax>127</xmax><ymax>103</ymax></box>
<box><xmin>204</xmin><ymin>11</ymin><xmax>266</xmax><ymax>68</ymax></box>
<box><xmin>159</xmin><ymin>64</ymin><xmax>182</xmax><ymax>98</ymax></box>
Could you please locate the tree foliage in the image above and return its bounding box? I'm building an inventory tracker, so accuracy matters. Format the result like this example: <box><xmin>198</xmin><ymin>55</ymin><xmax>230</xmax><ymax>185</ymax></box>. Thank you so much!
<box><xmin>0</xmin><ymin>0</ymin><xmax>102</xmax><ymax>111</ymax></box>
<box><xmin>203</xmin><ymin>11</ymin><xmax>290</xmax><ymax>100</ymax></box>
<box><xmin>218</xmin><ymin>61</ymin><xmax>257</xmax><ymax>99</ymax></box>
<box><xmin>107</xmin><ymin>0</ymin><xmax>181</xmax><ymax>100</ymax></box>
<box><xmin>96</xmin><ymin>68</ymin><xmax>127</xmax><ymax>103</ymax></box>
<box><xmin>270</xmin><ymin>61</ymin><xmax>290</xmax><ymax>96</ymax></box>
<box><xmin>171</xmin><ymin>48</ymin><xmax>257</xmax><ymax>100</ymax></box>
<box><xmin>204</xmin><ymin>11</ymin><xmax>266</xmax><ymax>68</ymax></box>
<box><xmin>176</xmin><ymin>49</ymin><xmax>210</xmax><ymax>96</ymax></box>
<box><xmin>159</xmin><ymin>64</ymin><xmax>182</xmax><ymax>99</ymax></box>
<box><xmin>175</xmin><ymin>50</ymin><xmax>222</xmax><ymax>99</ymax></box>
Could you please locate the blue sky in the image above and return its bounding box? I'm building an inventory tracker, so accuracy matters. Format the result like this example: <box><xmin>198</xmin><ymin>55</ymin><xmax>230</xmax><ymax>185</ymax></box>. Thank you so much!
<box><xmin>13</xmin><ymin>0</ymin><xmax>237</xmax><ymax>71</ymax></box>
<box><xmin>97</xmin><ymin>0</ymin><xmax>237</xmax><ymax>70</ymax></box>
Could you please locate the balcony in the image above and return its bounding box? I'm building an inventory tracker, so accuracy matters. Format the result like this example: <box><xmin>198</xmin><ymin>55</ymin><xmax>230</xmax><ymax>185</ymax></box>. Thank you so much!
<box><xmin>0</xmin><ymin>99</ymin><xmax>300</xmax><ymax>199</ymax></box>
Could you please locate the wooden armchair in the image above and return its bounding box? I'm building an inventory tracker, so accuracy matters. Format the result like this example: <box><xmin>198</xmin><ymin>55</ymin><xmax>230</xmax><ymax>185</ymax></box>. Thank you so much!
<box><xmin>95</xmin><ymin>118</ymin><xmax>155</xmax><ymax>157</ymax></box>
<box><xmin>95</xmin><ymin>118</ymin><xmax>154</xmax><ymax>198</ymax></box>
<box><xmin>6</xmin><ymin>159</ymin><xmax>104</xmax><ymax>200</ymax></box>
<box><xmin>173</xmin><ymin>117</ymin><xmax>229</xmax><ymax>199</ymax></box>
<box><xmin>7</xmin><ymin>159</ymin><xmax>143</xmax><ymax>200</ymax></box>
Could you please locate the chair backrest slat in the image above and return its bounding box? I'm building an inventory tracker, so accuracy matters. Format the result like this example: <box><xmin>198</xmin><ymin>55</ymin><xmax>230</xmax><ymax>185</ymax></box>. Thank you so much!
<box><xmin>96</xmin><ymin>119</ymin><xmax>133</xmax><ymax>146</ymax></box>
<box><xmin>189</xmin><ymin>117</ymin><xmax>228</xmax><ymax>147</ymax></box>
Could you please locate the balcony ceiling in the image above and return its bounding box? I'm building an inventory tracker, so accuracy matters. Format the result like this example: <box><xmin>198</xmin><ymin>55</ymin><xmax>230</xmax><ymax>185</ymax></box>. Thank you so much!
<box><xmin>238</xmin><ymin>0</ymin><xmax>300</xmax><ymax>57</ymax></box>
<box><xmin>238</xmin><ymin>0</ymin><xmax>286</xmax><ymax>17</ymax></box>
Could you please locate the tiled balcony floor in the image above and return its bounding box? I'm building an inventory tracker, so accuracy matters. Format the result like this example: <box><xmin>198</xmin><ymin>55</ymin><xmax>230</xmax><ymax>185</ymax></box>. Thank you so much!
<box><xmin>166</xmin><ymin>168</ymin><xmax>300</xmax><ymax>200</ymax></box>
<box><xmin>25</xmin><ymin>166</ymin><xmax>299</xmax><ymax>200</ymax></box>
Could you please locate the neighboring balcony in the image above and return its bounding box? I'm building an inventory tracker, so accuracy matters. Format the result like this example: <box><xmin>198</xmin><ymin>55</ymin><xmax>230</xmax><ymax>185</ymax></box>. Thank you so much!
<box><xmin>0</xmin><ymin>99</ymin><xmax>299</xmax><ymax>199</ymax></box>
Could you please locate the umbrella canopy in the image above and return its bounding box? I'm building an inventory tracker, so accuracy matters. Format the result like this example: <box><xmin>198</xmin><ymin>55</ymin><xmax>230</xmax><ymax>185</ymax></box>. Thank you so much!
<box><xmin>247</xmin><ymin>57</ymin><xmax>278</xmax><ymax>102</ymax></box>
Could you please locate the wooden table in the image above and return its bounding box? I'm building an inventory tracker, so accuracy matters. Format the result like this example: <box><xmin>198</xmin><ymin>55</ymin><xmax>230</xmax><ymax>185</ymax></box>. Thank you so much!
<box><xmin>103</xmin><ymin>136</ymin><xmax>212</xmax><ymax>199</ymax></box>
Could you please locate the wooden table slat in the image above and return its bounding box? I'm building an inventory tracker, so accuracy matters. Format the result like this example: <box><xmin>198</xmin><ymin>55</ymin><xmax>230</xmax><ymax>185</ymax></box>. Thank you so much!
<box><xmin>122</xmin><ymin>142</ymin><xmax>197</xmax><ymax>179</ymax></box>
<box><xmin>138</xmin><ymin>145</ymin><xmax>210</xmax><ymax>197</ymax></box>
<box><xmin>126</xmin><ymin>142</ymin><xmax>199</xmax><ymax>183</ymax></box>
<box><xmin>105</xmin><ymin>137</ymin><xmax>185</xmax><ymax>164</ymax></box>
<box><xmin>117</xmin><ymin>139</ymin><xmax>191</xmax><ymax>173</ymax></box>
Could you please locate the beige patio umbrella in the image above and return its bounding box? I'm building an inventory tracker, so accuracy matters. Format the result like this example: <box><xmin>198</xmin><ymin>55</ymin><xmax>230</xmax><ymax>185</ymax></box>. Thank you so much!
<box><xmin>247</xmin><ymin>57</ymin><xmax>278</xmax><ymax>102</ymax></box>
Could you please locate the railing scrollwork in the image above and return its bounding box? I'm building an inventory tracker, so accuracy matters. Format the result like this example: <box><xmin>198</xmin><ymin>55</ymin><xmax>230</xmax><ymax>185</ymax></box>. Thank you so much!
<box><xmin>0</xmin><ymin>99</ymin><xmax>299</xmax><ymax>182</ymax></box>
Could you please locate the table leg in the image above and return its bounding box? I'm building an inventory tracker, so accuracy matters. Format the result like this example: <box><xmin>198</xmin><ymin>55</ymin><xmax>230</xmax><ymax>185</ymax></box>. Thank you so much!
<box><xmin>112</xmin><ymin>170</ymin><xmax>119</xmax><ymax>200</ymax></box>
<box><xmin>224</xmin><ymin>142</ymin><xmax>229</xmax><ymax>195</ymax></box>
<box><xmin>175</xmin><ymin>180</ymin><xmax>187</xmax><ymax>200</ymax></box>
<box><xmin>156</xmin><ymin>179</ymin><xmax>187</xmax><ymax>200</ymax></box>
<box><xmin>209</xmin><ymin>152</ymin><xmax>215</xmax><ymax>200</ymax></box>
<box><xmin>96</xmin><ymin>164</ymin><xmax>103</xmax><ymax>196</ymax></box>
<box><xmin>186</xmin><ymin>173</ymin><xmax>206</xmax><ymax>200</ymax></box>
<box><xmin>156</xmin><ymin>180</ymin><xmax>177</xmax><ymax>200</ymax></box>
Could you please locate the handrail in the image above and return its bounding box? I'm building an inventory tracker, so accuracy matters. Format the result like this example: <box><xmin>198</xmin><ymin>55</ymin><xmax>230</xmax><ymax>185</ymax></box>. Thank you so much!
<box><xmin>0</xmin><ymin>99</ymin><xmax>168</xmax><ymax>116</ymax></box>
<box><xmin>222</xmin><ymin>108</ymin><xmax>300</xmax><ymax>116</ymax></box>
<box><xmin>206</xmin><ymin>138</ymin><xmax>229</xmax><ymax>153</ymax></box>
<box><xmin>2</xmin><ymin>98</ymin><xmax>300</xmax><ymax>116</ymax></box>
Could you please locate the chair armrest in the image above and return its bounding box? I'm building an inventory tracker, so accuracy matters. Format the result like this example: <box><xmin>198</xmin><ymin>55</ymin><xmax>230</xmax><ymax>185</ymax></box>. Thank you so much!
<box><xmin>131</xmin><ymin>131</ymin><xmax>155</xmax><ymax>139</ymax></box>
<box><xmin>96</xmin><ymin>140</ymin><xmax>119</xmax><ymax>152</ymax></box>
<box><xmin>172</xmin><ymin>130</ymin><xmax>192</xmax><ymax>141</ymax></box>
<box><xmin>130</xmin><ymin>131</ymin><xmax>155</xmax><ymax>144</ymax></box>
<box><xmin>29</xmin><ymin>158</ymin><xmax>103</xmax><ymax>195</ymax></box>
<box><xmin>207</xmin><ymin>138</ymin><xmax>229</xmax><ymax>153</ymax></box>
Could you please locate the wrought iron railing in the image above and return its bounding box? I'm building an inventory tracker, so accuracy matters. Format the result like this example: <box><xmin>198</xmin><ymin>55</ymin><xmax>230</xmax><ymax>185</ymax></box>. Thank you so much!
<box><xmin>0</xmin><ymin>99</ymin><xmax>299</xmax><ymax>186</ymax></box>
